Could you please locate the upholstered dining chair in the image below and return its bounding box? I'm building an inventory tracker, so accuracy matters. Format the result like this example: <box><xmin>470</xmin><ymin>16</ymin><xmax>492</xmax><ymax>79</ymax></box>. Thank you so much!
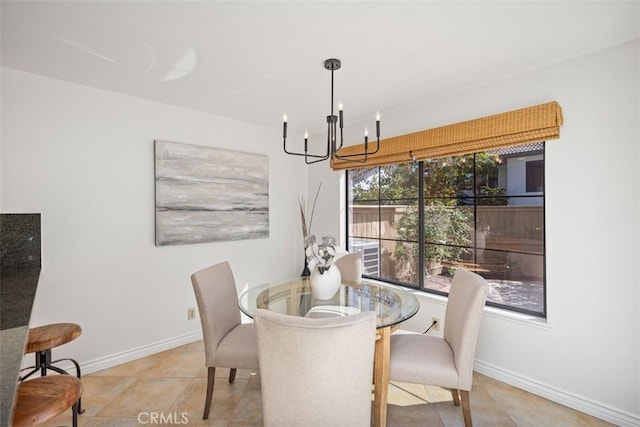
<box><xmin>191</xmin><ymin>261</ymin><xmax>259</xmax><ymax>420</ymax></box>
<box><xmin>334</xmin><ymin>253</ymin><xmax>363</xmax><ymax>283</ymax></box>
<box><xmin>254</xmin><ymin>309</ymin><xmax>377</xmax><ymax>427</ymax></box>
<box><xmin>389</xmin><ymin>268</ymin><xmax>489</xmax><ymax>427</ymax></box>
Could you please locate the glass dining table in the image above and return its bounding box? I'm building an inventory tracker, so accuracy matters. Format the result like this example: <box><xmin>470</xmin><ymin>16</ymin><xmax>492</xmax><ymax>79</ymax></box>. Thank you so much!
<box><xmin>238</xmin><ymin>277</ymin><xmax>420</xmax><ymax>427</ymax></box>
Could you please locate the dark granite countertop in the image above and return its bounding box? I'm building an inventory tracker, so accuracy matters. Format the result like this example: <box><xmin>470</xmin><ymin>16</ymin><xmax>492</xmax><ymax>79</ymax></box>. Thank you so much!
<box><xmin>1</xmin><ymin>268</ymin><xmax>40</xmax><ymax>330</ymax></box>
<box><xmin>1</xmin><ymin>213</ymin><xmax>42</xmax><ymax>426</ymax></box>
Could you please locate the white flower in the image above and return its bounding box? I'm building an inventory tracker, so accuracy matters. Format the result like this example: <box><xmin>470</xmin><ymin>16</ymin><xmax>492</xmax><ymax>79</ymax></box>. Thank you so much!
<box><xmin>305</xmin><ymin>234</ymin><xmax>337</xmax><ymax>274</ymax></box>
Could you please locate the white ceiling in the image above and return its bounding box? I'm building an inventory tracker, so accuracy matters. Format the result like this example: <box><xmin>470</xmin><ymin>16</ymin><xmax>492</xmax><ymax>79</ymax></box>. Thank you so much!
<box><xmin>2</xmin><ymin>1</ymin><xmax>639</xmax><ymax>137</ymax></box>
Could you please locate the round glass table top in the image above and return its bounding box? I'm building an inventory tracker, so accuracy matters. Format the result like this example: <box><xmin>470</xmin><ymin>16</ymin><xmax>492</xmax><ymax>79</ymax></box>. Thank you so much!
<box><xmin>238</xmin><ymin>278</ymin><xmax>419</xmax><ymax>329</ymax></box>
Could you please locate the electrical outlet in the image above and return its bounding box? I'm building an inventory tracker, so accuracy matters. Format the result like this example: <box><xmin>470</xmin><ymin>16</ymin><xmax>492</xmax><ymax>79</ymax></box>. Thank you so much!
<box><xmin>431</xmin><ymin>317</ymin><xmax>440</xmax><ymax>332</ymax></box>
<box><xmin>188</xmin><ymin>307</ymin><xmax>196</xmax><ymax>320</ymax></box>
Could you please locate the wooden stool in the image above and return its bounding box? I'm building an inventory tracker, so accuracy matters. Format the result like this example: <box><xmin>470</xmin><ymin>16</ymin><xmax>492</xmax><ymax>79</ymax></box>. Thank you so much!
<box><xmin>20</xmin><ymin>323</ymin><xmax>84</xmax><ymax>413</ymax></box>
<box><xmin>13</xmin><ymin>376</ymin><xmax>83</xmax><ymax>427</ymax></box>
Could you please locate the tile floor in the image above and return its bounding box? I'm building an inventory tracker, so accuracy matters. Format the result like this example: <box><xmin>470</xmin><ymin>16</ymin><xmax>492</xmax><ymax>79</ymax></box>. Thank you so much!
<box><xmin>42</xmin><ymin>339</ymin><xmax>613</xmax><ymax>426</ymax></box>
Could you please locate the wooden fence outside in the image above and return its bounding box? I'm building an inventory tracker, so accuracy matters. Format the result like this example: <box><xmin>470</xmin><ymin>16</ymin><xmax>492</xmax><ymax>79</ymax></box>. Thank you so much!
<box><xmin>350</xmin><ymin>204</ymin><xmax>544</xmax><ymax>278</ymax></box>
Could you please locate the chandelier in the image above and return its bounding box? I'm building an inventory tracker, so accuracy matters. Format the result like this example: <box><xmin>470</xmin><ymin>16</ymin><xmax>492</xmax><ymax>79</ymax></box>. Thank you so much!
<box><xmin>282</xmin><ymin>58</ymin><xmax>380</xmax><ymax>164</ymax></box>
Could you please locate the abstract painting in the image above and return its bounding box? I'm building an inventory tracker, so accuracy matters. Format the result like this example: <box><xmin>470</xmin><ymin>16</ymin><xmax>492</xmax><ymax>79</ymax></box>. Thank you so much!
<box><xmin>154</xmin><ymin>140</ymin><xmax>269</xmax><ymax>245</ymax></box>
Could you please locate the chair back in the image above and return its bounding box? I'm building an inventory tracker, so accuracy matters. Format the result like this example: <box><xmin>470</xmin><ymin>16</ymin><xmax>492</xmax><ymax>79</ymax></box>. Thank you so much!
<box><xmin>255</xmin><ymin>309</ymin><xmax>376</xmax><ymax>427</ymax></box>
<box><xmin>334</xmin><ymin>253</ymin><xmax>363</xmax><ymax>283</ymax></box>
<box><xmin>191</xmin><ymin>261</ymin><xmax>241</xmax><ymax>365</ymax></box>
<box><xmin>443</xmin><ymin>268</ymin><xmax>489</xmax><ymax>390</ymax></box>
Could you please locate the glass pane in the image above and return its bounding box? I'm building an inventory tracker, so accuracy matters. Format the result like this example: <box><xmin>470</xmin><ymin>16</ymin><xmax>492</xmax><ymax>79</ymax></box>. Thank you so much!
<box><xmin>477</xmin><ymin>197</ymin><xmax>543</xmax><ymax>254</ymax></box>
<box><xmin>349</xmin><ymin>239</ymin><xmax>381</xmax><ymax>277</ymax></box>
<box><xmin>474</xmin><ymin>152</ymin><xmax>503</xmax><ymax>196</ymax></box>
<box><xmin>424</xmin><ymin>154</ymin><xmax>474</xmax><ymax>198</ymax></box>
<box><xmin>349</xmin><ymin>167</ymin><xmax>379</xmax><ymax>202</ymax></box>
<box><xmin>379</xmin><ymin>163</ymin><xmax>419</xmax><ymax>201</ymax></box>
<box><xmin>382</xmin><ymin>199</ymin><xmax>417</xmax><ymax>240</ymax></box>
<box><xmin>424</xmin><ymin>203</ymin><xmax>474</xmax><ymax>247</ymax></box>
<box><xmin>382</xmin><ymin>240</ymin><xmax>418</xmax><ymax>286</ymax></box>
<box><xmin>423</xmin><ymin>267</ymin><xmax>453</xmax><ymax>294</ymax></box>
<box><xmin>349</xmin><ymin>201</ymin><xmax>379</xmax><ymax>239</ymax></box>
<box><xmin>481</xmin><ymin>256</ymin><xmax>544</xmax><ymax>314</ymax></box>
<box><xmin>487</xmin><ymin>143</ymin><xmax>544</xmax><ymax>197</ymax></box>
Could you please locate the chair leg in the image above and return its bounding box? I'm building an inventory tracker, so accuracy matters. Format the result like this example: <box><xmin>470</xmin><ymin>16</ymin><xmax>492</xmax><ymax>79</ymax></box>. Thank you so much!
<box><xmin>229</xmin><ymin>368</ymin><xmax>237</xmax><ymax>383</ymax></box>
<box><xmin>460</xmin><ymin>390</ymin><xmax>473</xmax><ymax>427</ymax></box>
<box><xmin>72</xmin><ymin>401</ymin><xmax>79</xmax><ymax>427</ymax></box>
<box><xmin>203</xmin><ymin>367</ymin><xmax>215</xmax><ymax>420</ymax></box>
<box><xmin>451</xmin><ymin>388</ymin><xmax>460</xmax><ymax>406</ymax></box>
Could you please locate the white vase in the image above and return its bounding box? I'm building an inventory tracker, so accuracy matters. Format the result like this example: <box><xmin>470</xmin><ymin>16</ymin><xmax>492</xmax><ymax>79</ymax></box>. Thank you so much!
<box><xmin>310</xmin><ymin>265</ymin><xmax>342</xmax><ymax>300</ymax></box>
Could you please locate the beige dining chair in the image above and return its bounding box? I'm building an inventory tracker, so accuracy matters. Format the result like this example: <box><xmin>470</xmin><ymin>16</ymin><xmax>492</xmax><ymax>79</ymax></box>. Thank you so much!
<box><xmin>334</xmin><ymin>252</ymin><xmax>363</xmax><ymax>283</ymax></box>
<box><xmin>389</xmin><ymin>268</ymin><xmax>489</xmax><ymax>427</ymax></box>
<box><xmin>254</xmin><ymin>308</ymin><xmax>377</xmax><ymax>427</ymax></box>
<box><xmin>191</xmin><ymin>261</ymin><xmax>259</xmax><ymax>419</ymax></box>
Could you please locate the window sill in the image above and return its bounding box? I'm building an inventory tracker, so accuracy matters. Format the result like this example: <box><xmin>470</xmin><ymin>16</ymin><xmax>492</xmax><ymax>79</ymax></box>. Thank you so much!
<box><xmin>407</xmin><ymin>288</ymin><xmax>552</xmax><ymax>331</ymax></box>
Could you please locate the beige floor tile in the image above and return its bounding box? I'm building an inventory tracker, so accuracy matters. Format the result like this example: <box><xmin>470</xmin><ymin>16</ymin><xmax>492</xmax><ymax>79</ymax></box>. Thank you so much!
<box><xmin>482</xmin><ymin>375</ymin><xmax>613</xmax><ymax>427</ymax></box>
<box><xmin>77</xmin><ymin>375</ymin><xmax>138</xmax><ymax>416</ymax></box>
<box><xmin>196</xmin><ymin>366</ymin><xmax>260</xmax><ymax>381</ymax></box>
<box><xmin>95</xmin><ymin>377</ymin><xmax>192</xmax><ymax>417</ymax></box>
<box><xmin>39</xmin><ymin>413</ymin><xmax>92</xmax><ymax>427</ymax></box>
<box><xmin>229</xmin><ymin>379</ymin><xmax>262</xmax><ymax>424</ymax></box>
<box><xmin>425</xmin><ymin>384</ymin><xmax>456</xmax><ymax>403</ymax></box>
<box><xmin>388</xmin><ymin>381</ymin><xmax>430</xmax><ymax>406</ymax></box>
<box><xmin>144</xmin><ymin>347</ymin><xmax>205</xmax><ymax>378</ymax></box>
<box><xmin>386</xmin><ymin>402</ymin><xmax>444</xmax><ymax>427</ymax></box>
<box><xmin>90</xmin><ymin>355</ymin><xmax>159</xmax><ymax>377</ymax></box>
<box><xmin>39</xmin><ymin>340</ymin><xmax>614</xmax><ymax>427</ymax></box>
<box><xmin>85</xmin><ymin>417</ymin><xmax>144</xmax><ymax>426</ymax></box>
<box><xmin>168</xmin><ymin>376</ymin><xmax>250</xmax><ymax>422</ymax></box>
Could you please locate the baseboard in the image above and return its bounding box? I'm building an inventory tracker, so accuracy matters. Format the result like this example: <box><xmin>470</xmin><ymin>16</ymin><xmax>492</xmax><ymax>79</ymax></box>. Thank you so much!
<box><xmin>52</xmin><ymin>330</ymin><xmax>203</xmax><ymax>376</ymax></box>
<box><xmin>474</xmin><ymin>359</ymin><xmax>640</xmax><ymax>427</ymax></box>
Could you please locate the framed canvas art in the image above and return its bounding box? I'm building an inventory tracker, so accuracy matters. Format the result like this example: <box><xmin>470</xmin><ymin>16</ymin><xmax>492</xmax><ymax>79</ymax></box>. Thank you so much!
<box><xmin>154</xmin><ymin>140</ymin><xmax>269</xmax><ymax>245</ymax></box>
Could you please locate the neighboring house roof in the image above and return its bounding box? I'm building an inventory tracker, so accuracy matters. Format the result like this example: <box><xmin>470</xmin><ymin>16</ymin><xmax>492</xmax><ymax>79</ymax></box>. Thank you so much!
<box><xmin>490</xmin><ymin>142</ymin><xmax>544</xmax><ymax>156</ymax></box>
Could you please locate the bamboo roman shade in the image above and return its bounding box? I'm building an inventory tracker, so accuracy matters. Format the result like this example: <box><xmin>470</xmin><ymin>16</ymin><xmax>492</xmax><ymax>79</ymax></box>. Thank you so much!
<box><xmin>330</xmin><ymin>101</ymin><xmax>563</xmax><ymax>170</ymax></box>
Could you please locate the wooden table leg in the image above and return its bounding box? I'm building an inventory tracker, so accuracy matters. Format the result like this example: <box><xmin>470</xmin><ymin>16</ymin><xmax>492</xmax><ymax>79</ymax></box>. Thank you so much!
<box><xmin>373</xmin><ymin>326</ymin><xmax>391</xmax><ymax>427</ymax></box>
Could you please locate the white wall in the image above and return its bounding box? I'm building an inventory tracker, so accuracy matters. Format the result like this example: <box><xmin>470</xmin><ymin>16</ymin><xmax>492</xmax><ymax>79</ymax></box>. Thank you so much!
<box><xmin>1</xmin><ymin>68</ymin><xmax>308</xmax><ymax>368</ymax></box>
<box><xmin>311</xmin><ymin>41</ymin><xmax>640</xmax><ymax>425</ymax></box>
<box><xmin>2</xmin><ymin>40</ymin><xmax>638</xmax><ymax>425</ymax></box>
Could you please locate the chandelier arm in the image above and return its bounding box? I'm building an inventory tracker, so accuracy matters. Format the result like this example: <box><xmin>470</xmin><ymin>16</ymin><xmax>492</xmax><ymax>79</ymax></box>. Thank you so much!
<box><xmin>305</xmin><ymin>154</ymin><xmax>331</xmax><ymax>165</ymax></box>
<box><xmin>333</xmin><ymin>136</ymin><xmax>381</xmax><ymax>160</ymax></box>
<box><xmin>305</xmin><ymin>124</ymin><xmax>330</xmax><ymax>164</ymax></box>
<box><xmin>284</xmin><ymin>137</ymin><xmax>330</xmax><ymax>158</ymax></box>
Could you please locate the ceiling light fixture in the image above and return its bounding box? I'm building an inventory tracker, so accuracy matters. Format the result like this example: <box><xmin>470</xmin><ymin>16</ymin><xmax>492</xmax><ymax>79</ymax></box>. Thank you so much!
<box><xmin>282</xmin><ymin>58</ymin><xmax>380</xmax><ymax>164</ymax></box>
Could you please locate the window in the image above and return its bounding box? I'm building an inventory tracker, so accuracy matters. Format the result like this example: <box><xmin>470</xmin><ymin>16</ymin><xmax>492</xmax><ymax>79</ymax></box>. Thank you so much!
<box><xmin>526</xmin><ymin>160</ymin><xmax>544</xmax><ymax>192</ymax></box>
<box><xmin>347</xmin><ymin>142</ymin><xmax>546</xmax><ymax>317</ymax></box>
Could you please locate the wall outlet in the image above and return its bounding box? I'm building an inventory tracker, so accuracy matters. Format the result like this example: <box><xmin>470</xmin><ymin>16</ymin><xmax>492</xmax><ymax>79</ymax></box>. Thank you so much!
<box><xmin>431</xmin><ymin>317</ymin><xmax>440</xmax><ymax>332</ymax></box>
<box><xmin>188</xmin><ymin>307</ymin><xmax>196</xmax><ymax>320</ymax></box>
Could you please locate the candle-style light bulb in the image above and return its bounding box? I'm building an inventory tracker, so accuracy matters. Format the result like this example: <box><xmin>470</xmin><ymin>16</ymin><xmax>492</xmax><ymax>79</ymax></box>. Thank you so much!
<box><xmin>364</xmin><ymin>127</ymin><xmax>369</xmax><ymax>149</ymax></box>
<box><xmin>282</xmin><ymin>113</ymin><xmax>288</xmax><ymax>138</ymax></box>
<box><xmin>375</xmin><ymin>111</ymin><xmax>381</xmax><ymax>121</ymax></box>
<box><xmin>338</xmin><ymin>102</ymin><xmax>343</xmax><ymax>111</ymax></box>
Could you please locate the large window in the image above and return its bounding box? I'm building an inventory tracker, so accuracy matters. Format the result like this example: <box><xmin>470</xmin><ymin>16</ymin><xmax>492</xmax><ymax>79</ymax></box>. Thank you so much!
<box><xmin>347</xmin><ymin>142</ymin><xmax>546</xmax><ymax>317</ymax></box>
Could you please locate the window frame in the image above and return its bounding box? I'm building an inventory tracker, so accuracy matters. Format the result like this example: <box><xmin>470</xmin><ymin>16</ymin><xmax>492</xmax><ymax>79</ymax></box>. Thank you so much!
<box><xmin>346</xmin><ymin>146</ymin><xmax>546</xmax><ymax>318</ymax></box>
